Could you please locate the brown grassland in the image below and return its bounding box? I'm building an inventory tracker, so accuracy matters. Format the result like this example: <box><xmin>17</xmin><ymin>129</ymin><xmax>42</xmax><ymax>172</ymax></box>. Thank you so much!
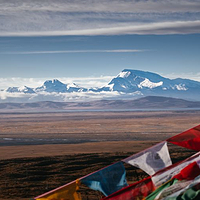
<box><xmin>0</xmin><ymin>110</ymin><xmax>200</xmax><ymax>200</ymax></box>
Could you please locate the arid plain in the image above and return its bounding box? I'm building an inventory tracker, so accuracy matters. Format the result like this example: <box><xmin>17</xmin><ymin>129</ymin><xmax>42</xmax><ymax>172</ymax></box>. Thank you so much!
<box><xmin>0</xmin><ymin>110</ymin><xmax>199</xmax><ymax>199</ymax></box>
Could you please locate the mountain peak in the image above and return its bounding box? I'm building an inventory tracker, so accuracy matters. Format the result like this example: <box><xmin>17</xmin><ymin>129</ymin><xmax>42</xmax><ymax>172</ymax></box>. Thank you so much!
<box><xmin>121</xmin><ymin>69</ymin><xmax>165</xmax><ymax>80</ymax></box>
<box><xmin>5</xmin><ymin>86</ymin><xmax>35</xmax><ymax>94</ymax></box>
<box><xmin>44</xmin><ymin>79</ymin><xmax>64</xmax><ymax>85</ymax></box>
<box><xmin>35</xmin><ymin>79</ymin><xmax>87</xmax><ymax>93</ymax></box>
<box><xmin>36</xmin><ymin>79</ymin><xmax>67</xmax><ymax>93</ymax></box>
<box><xmin>117</xmin><ymin>70</ymin><xmax>131</xmax><ymax>78</ymax></box>
<box><xmin>101</xmin><ymin>69</ymin><xmax>200</xmax><ymax>97</ymax></box>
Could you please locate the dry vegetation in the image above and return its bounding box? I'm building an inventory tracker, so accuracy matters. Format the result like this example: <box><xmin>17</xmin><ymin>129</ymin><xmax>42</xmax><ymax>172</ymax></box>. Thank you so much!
<box><xmin>0</xmin><ymin>110</ymin><xmax>200</xmax><ymax>199</ymax></box>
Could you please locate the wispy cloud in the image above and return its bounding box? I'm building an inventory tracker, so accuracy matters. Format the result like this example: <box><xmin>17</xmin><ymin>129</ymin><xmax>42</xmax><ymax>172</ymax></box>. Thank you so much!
<box><xmin>1</xmin><ymin>49</ymin><xmax>146</xmax><ymax>54</ymax></box>
<box><xmin>59</xmin><ymin>76</ymin><xmax>114</xmax><ymax>88</ymax></box>
<box><xmin>0</xmin><ymin>90</ymin><xmax>123</xmax><ymax>103</ymax></box>
<box><xmin>0</xmin><ymin>0</ymin><xmax>200</xmax><ymax>36</ymax></box>
<box><xmin>1</xmin><ymin>0</ymin><xmax>200</xmax><ymax>14</ymax></box>
<box><xmin>0</xmin><ymin>21</ymin><xmax>199</xmax><ymax>37</ymax></box>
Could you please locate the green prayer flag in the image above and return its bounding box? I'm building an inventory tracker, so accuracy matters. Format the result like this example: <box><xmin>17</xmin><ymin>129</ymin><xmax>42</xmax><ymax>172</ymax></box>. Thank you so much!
<box><xmin>146</xmin><ymin>179</ymin><xmax>178</xmax><ymax>200</ymax></box>
<box><xmin>165</xmin><ymin>186</ymin><xmax>200</xmax><ymax>200</ymax></box>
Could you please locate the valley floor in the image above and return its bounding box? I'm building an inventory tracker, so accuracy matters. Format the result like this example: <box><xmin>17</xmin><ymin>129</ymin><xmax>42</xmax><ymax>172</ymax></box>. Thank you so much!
<box><xmin>0</xmin><ymin>110</ymin><xmax>200</xmax><ymax>199</ymax></box>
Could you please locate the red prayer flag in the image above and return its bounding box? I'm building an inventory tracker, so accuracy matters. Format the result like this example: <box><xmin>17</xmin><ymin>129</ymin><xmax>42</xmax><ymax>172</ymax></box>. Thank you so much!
<box><xmin>101</xmin><ymin>176</ymin><xmax>155</xmax><ymax>200</ymax></box>
<box><xmin>167</xmin><ymin>124</ymin><xmax>200</xmax><ymax>151</ymax></box>
<box><xmin>173</xmin><ymin>161</ymin><xmax>200</xmax><ymax>181</ymax></box>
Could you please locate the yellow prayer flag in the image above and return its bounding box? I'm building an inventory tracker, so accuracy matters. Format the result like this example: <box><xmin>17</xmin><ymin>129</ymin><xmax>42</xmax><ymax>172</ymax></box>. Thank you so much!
<box><xmin>35</xmin><ymin>180</ymin><xmax>82</xmax><ymax>200</ymax></box>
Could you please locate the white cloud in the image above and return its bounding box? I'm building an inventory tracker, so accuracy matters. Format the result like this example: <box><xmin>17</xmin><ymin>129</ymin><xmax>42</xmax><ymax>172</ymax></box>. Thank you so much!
<box><xmin>59</xmin><ymin>76</ymin><xmax>114</xmax><ymax>88</ymax></box>
<box><xmin>0</xmin><ymin>0</ymin><xmax>200</xmax><ymax>36</ymax></box>
<box><xmin>0</xmin><ymin>20</ymin><xmax>199</xmax><ymax>36</ymax></box>
<box><xmin>0</xmin><ymin>90</ymin><xmax>123</xmax><ymax>103</ymax></box>
<box><xmin>0</xmin><ymin>90</ymin><xmax>36</xmax><ymax>101</ymax></box>
<box><xmin>1</xmin><ymin>0</ymin><xmax>200</xmax><ymax>14</ymax></box>
<box><xmin>1</xmin><ymin>49</ymin><xmax>146</xmax><ymax>54</ymax></box>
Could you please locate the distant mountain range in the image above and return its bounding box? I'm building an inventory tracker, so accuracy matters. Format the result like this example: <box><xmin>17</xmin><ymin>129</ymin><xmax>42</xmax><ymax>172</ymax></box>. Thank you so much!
<box><xmin>2</xmin><ymin>69</ymin><xmax>200</xmax><ymax>102</ymax></box>
<box><xmin>6</xmin><ymin>79</ymin><xmax>87</xmax><ymax>94</ymax></box>
<box><xmin>1</xmin><ymin>96</ymin><xmax>200</xmax><ymax>112</ymax></box>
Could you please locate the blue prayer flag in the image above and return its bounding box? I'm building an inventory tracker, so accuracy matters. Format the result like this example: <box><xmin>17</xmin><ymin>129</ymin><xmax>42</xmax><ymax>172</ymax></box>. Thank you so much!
<box><xmin>81</xmin><ymin>162</ymin><xmax>128</xmax><ymax>196</ymax></box>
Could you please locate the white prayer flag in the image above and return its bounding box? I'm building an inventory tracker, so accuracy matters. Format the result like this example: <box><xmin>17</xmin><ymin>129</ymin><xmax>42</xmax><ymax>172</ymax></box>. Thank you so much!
<box><xmin>123</xmin><ymin>141</ymin><xmax>172</xmax><ymax>176</ymax></box>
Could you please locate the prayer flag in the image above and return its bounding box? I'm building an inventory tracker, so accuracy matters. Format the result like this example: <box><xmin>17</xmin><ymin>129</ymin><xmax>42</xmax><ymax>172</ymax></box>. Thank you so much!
<box><xmin>102</xmin><ymin>176</ymin><xmax>155</xmax><ymax>200</ymax></box>
<box><xmin>154</xmin><ymin>162</ymin><xmax>200</xmax><ymax>200</ymax></box>
<box><xmin>167</xmin><ymin>124</ymin><xmax>200</xmax><ymax>151</ymax></box>
<box><xmin>146</xmin><ymin>178</ymin><xmax>178</xmax><ymax>200</ymax></box>
<box><xmin>173</xmin><ymin>186</ymin><xmax>200</xmax><ymax>200</ymax></box>
<box><xmin>35</xmin><ymin>180</ymin><xmax>82</xmax><ymax>200</ymax></box>
<box><xmin>81</xmin><ymin>162</ymin><xmax>128</xmax><ymax>197</ymax></box>
<box><xmin>152</xmin><ymin>151</ymin><xmax>200</xmax><ymax>187</ymax></box>
<box><xmin>163</xmin><ymin>175</ymin><xmax>200</xmax><ymax>200</ymax></box>
<box><xmin>174</xmin><ymin>161</ymin><xmax>200</xmax><ymax>181</ymax></box>
<box><xmin>123</xmin><ymin>141</ymin><xmax>172</xmax><ymax>175</ymax></box>
<box><xmin>155</xmin><ymin>180</ymin><xmax>193</xmax><ymax>200</ymax></box>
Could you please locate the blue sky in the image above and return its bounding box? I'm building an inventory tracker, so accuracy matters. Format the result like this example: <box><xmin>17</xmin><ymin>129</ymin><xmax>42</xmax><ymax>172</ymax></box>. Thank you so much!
<box><xmin>0</xmin><ymin>0</ymin><xmax>200</xmax><ymax>89</ymax></box>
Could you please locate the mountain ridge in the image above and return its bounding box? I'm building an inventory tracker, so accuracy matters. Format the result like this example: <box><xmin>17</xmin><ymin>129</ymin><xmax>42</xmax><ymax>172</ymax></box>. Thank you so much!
<box><xmin>1</xmin><ymin>96</ymin><xmax>200</xmax><ymax>112</ymax></box>
<box><xmin>2</xmin><ymin>69</ymin><xmax>200</xmax><ymax>102</ymax></box>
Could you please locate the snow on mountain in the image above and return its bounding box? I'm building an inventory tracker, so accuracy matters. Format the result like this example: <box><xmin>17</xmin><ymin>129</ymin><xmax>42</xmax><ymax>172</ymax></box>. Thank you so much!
<box><xmin>66</xmin><ymin>83</ymin><xmax>78</xmax><ymax>90</ymax></box>
<box><xmin>173</xmin><ymin>84</ymin><xmax>187</xmax><ymax>91</ymax></box>
<box><xmin>5</xmin><ymin>86</ymin><xmax>35</xmax><ymax>94</ymax></box>
<box><xmin>118</xmin><ymin>71</ymin><xmax>131</xmax><ymax>78</ymax></box>
<box><xmin>66</xmin><ymin>82</ymin><xmax>87</xmax><ymax>92</ymax></box>
<box><xmin>35</xmin><ymin>79</ymin><xmax>68</xmax><ymax>93</ymax></box>
<box><xmin>98</xmin><ymin>69</ymin><xmax>166</xmax><ymax>93</ymax></box>
<box><xmin>100</xmin><ymin>69</ymin><xmax>200</xmax><ymax>93</ymax></box>
<box><xmin>3</xmin><ymin>69</ymin><xmax>200</xmax><ymax>102</ymax></box>
<box><xmin>94</xmin><ymin>69</ymin><xmax>200</xmax><ymax>100</ymax></box>
<box><xmin>138</xmin><ymin>78</ymin><xmax>163</xmax><ymax>89</ymax></box>
<box><xmin>35</xmin><ymin>79</ymin><xmax>87</xmax><ymax>93</ymax></box>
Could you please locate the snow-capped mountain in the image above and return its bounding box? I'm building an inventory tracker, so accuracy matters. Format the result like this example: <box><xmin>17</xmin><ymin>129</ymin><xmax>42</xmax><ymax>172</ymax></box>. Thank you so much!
<box><xmin>98</xmin><ymin>69</ymin><xmax>200</xmax><ymax>99</ymax></box>
<box><xmin>35</xmin><ymin>79</ymin><xmax>87</xmax><ymax>93</ymax></box>
<box><xmin>3</xmin><ymin>69</ymin><xmax>200</xmax><ymax>102</ymax></box>
<box><xmin>4</xmin><ymin>79</ymin><xmax>87</xmax><ymax>95</ymax></box>
<box><xmin>35</xmin><ymin>79</ymin><xmax>68</xmax><ymax>93</ymax></box>
<box><xmin>5</xmin><ymin>86</ymin><xmax>35</xmax><ymax>94</ymax></box>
